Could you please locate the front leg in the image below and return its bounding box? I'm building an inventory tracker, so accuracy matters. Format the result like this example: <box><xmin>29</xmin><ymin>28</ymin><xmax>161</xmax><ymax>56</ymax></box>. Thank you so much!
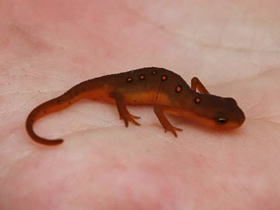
<box><xmin>110</xmin><ymin>92</ymin><xmax>141</xmax><ymax>127</ymax></box>
<box><xmin>154</xmin><ymin>106</ymin><xmax>182</xmax><ymax>137</ymax></box>
<box><xmin>191</xmin><ymin>77</ymin><xmax>210</xmax><ymax>94</ymax></box>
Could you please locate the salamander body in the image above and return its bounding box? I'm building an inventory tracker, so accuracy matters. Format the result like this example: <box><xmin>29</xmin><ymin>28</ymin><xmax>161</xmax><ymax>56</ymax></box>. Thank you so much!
<box><xmin>26</xmin><ymin>67</ymin><xmax>245</xmax><ymax>145</ymax></box>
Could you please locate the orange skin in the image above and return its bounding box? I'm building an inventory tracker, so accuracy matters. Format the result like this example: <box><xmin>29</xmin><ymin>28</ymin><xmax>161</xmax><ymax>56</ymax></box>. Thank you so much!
<box><xmin>26</xmin><ymin>67</ymin><xmax>245</xmax><ymax>145</ymax></box>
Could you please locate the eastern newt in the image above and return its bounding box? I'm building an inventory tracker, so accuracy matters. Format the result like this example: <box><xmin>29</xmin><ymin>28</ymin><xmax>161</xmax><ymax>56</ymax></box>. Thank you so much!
<box><xmin>26</xmin><ymin>67</ymin><xmax>245</xmax><ymax>145</ymax></box>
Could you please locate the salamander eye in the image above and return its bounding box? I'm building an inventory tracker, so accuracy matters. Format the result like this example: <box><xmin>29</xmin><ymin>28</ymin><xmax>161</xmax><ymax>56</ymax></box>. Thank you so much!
<box><xmin>216</xmin><ymin>118</ymin><xmax>228</xmax><ymax>125</ymax></box>
<box><xmin>194</xmin><ymin>97</ymin><xmax>201</xmax><ymax>104</ymax></box>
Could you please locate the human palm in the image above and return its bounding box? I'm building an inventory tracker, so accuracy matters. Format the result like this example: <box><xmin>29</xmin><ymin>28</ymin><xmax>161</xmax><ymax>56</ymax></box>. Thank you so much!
<box><xmin>1</xmin><ymin>0</ymin><xmax>280</xmax><ymax>209</ymax></box>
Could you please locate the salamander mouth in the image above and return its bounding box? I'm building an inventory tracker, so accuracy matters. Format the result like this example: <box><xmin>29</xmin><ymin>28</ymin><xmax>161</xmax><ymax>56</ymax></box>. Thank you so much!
<box><xmin>166</xmin><ymin>108</ymin><xmax>245</xmax><ymax>130</ymax></box>
<box><xmin>213</xmin><ymin>115</ymin><xmax>245</xmax><ymax>129</ymax></box>
<box><xmin>217</xmin><ymin>121</ymin><xmax>243</xmax><ymax>129</ymax></box>
<box><xmin>188</xmin><ymin>112</ymin><xmax>245</xmax><ymax>130</ymax></box>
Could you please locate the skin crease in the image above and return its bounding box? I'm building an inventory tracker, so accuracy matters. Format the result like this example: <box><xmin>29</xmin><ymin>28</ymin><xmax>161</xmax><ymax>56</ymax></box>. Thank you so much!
<box><xmin>0</xmin><ymin>0</ymin><xmax>280</xmax><ymax>209</ymax></box>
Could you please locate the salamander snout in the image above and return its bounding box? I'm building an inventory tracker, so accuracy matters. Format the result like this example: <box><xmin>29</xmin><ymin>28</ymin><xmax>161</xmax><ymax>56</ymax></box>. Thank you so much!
<box><xmin>214</xmin><ymin>103</ymin><xmax>245</xmax><ymax>129</ymax></box>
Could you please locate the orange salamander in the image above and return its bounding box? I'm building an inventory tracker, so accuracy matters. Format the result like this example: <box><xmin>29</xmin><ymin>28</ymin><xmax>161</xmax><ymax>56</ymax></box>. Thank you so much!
<box><xmin>26</xmin><ymin>67</ymin><xmax>245</xmax><ymax>145</ymax></box>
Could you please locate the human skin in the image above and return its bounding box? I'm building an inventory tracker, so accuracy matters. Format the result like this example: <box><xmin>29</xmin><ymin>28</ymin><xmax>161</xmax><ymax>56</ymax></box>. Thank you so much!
<box><xmin>1</xmin><ymin>0</ymin><xmax>280</xmax><ymax>209</ymax></box>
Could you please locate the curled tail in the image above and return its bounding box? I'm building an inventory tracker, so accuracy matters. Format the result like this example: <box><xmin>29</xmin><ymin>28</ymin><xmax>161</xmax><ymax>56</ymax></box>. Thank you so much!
<box><xmin>26</xmin><ymin>91</ymin><xmax>81</xmax><ymax>146</ymax></box>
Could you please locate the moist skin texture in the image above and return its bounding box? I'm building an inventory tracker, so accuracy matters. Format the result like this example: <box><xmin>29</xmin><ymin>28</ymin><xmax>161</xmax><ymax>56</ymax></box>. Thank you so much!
<box><xmin>1</xmin><ymin>0</ymin><xmax>280</xmax><ymax>209</ymax></box>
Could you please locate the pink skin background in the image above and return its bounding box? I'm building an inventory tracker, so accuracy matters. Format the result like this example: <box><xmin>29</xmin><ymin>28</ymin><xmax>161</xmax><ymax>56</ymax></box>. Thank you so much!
<box><xmin>1</xmin><ymin>0</ymin><xmax>280</xmax><ymax>209</ymax></box>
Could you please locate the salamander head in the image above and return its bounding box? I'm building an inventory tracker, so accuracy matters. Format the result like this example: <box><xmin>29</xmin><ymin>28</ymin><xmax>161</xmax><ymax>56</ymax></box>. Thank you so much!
<box><xmin>184</xmin><ymin>92</ymin><xmax>245</xmax><ymax>129</ymax></box>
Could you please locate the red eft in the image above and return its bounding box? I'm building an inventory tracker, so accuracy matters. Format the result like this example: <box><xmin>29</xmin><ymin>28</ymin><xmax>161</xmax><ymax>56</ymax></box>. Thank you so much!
<box><xmin>26</xmin><ymin>67</ymin><xmax>245</xmax><ymax>145</ymax></box>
